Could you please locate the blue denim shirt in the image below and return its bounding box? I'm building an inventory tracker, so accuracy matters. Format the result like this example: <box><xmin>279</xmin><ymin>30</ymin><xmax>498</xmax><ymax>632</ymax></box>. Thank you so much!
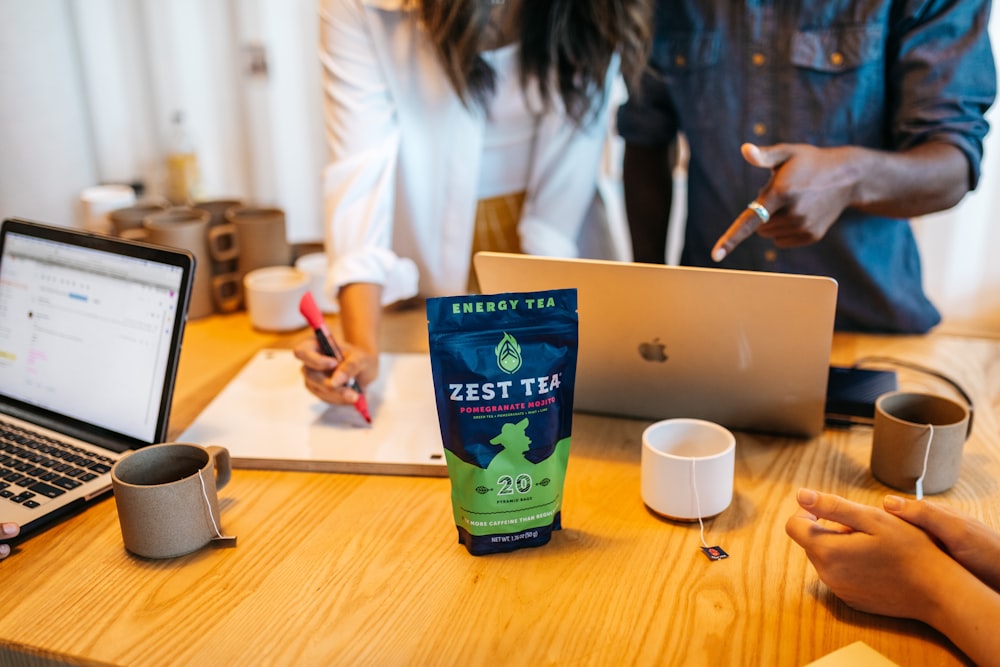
<box><xmin>619</xmin><ymin>0</ymin><xmax>996</xmax><ymax>333</ymax></box>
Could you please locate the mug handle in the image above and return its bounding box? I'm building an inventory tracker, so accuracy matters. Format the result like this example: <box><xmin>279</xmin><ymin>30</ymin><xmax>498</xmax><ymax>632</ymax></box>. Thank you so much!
<box><xmin>211</xmin><ymin>272</ymin><xmax>243</xmax><ymax>313</ymax></box>
<box><xmin>207</xmin><ymin>446</ymin><xmax>232</xmax><ymax>490</ymax></box>
<box><xmin>207</xmin><ymin>224</ymin><xmax>239</xmax><ymax>263</ymax></box>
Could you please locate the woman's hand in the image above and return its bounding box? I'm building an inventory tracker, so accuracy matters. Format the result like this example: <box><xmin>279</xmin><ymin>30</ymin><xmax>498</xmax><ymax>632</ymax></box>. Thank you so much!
<box><xmin>785</xmin><ymin>488</ymin><xmax>960</xmax><ymax>621</ymax></box>
<box><xmin>884</xmin><ymin>494</ymin><xmax>1000</xmax><ymax>593</ymax></box>
<box><xmin>293</xmin><ymin>337</ymin><xmax>378</xmax><ymax>406</ymax></box>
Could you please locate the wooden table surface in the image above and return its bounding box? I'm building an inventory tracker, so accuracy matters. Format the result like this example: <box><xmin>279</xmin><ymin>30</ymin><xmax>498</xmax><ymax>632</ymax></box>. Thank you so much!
<box><xmin>1</xmin><ymin>302</ymin><xmax>997</xmax><ymax>666</ymax></box>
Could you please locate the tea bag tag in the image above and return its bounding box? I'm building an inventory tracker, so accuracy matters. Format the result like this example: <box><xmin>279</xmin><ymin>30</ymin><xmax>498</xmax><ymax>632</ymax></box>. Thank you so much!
<box><xmin>691</xmin><ymin>459</ymin><xmax>729</xmax><ymax>562</ymax></box>
<box><xmin>212</xmin><ymin>535</ymin><xmax>238</xmax><ymax>548</ymax></box>
<box><xmin>700</xmin><ymin>545</ymin><xmax>729</xmax><ymax>561</ymax></box>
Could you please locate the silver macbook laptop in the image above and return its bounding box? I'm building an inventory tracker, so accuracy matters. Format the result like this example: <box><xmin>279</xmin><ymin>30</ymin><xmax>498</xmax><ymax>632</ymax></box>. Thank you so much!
<box><xmin>0</xmin><ymin>218</ymin><xmax>193</xmax><ymax>539</ymax></box>
<box><xmin>474</xmin><ymin>252</ymin><xmax>838</xmax><ymax>437</ymax></box>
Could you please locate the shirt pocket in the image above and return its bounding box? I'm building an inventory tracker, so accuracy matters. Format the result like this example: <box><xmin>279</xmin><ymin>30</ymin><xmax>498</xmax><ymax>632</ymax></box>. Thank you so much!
<box><xmin>650</xmin><ymin>32</ymin><xmax>727</xmax><ymax>130</ymax></box>
<box><xmin>790</xmin><ymin>24</ymin><xmax>884</xmax><ymax>73</ymax></box>
<box><xmin>788</xmin><ymin>25</ymin><xmax>887</xmax><ymax>144</ymax></box>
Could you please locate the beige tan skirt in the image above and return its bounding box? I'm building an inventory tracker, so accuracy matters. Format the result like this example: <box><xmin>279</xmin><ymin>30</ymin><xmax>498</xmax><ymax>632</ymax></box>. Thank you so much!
<box><xmin>468</xmin><ymin>191</ymin><xmax>525</xmax><ymax>293</ymax></box>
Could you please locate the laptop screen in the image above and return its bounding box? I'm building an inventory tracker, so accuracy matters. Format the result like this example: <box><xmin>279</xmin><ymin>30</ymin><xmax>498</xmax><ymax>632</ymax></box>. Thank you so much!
<box><xmin>0</xmin><ymin>221</ymin><xmax>190</xmax><ymax>444</ymax></box>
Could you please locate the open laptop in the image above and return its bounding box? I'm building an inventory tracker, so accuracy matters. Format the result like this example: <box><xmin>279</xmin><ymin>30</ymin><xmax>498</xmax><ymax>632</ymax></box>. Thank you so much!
<box><xmin>0</xmin><ymin>217</ymin><xmax>193</xmax><ymax>538</ymax></box>
<box><xmin>474</xmin><ymin>252</ymin><xmax>838</xmax><ymax>437</ymax></box>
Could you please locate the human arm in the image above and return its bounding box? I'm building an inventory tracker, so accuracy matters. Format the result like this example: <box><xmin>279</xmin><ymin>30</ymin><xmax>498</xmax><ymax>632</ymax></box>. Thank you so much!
<box><xmin>786</xmin><ymin>488</ymin><xmax>1000</xmax><ymax>667</ymax></box>
<box><xmin>713</xmin><ymin>0</ymin><xmax>995</xmax><ymax>261</ymax></box>
<box><xmin>1</xmin><ymin>522</ymin><xmax>18</xmax><ymax>559</ymax></box>
<box><xmin>711</xmin><ymin>139</ymin><xmax>969</xmax><ymax>260</ymax></box>
<box><xmin>884</xmin><ymin>493</ymin><xmax>1000</xmax><ymax>593</ymax></box>
<box><xmin>305</xmin><ymin>0</ymin><xmax>412</xmax><ymax>405</ymax></box>
<box><xmin>623</xmin><ymin>142</ymin><xmax>673</xmax><ymax>264</ymax></box>
<box><xmin>294</xmin><ymin>282</ymin><xmax>382</xmax><ymax>406</ymax></box>
<box><xmin>318</xmin><ymin>0</ymin><xmax>418</xmax><ymax>305</ymax></box>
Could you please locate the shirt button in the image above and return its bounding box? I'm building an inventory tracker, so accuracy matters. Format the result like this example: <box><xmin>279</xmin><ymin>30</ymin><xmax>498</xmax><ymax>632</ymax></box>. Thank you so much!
<box><xmin>752</xmin><ymin>52</ymin><xmax>766</xmax><ymax>66</ymax></box>
<box><xmin>674</xmin><ymin>54</ymin><xmax>687</xmax><ymax>67</ymax></box>
<box><xmin>764</xmin><ymin>249</ymin><xmax>778</xmax><ymax>262</ymax></box>
<box><xmin>753</xmin><ymin>122</ymin><xmax>767</xmax><ymax>136</ymax></box>
<box><xmin>830</xmin><ymin>52</ymin><xmax>845</xmax><ymax>67</ymax></box>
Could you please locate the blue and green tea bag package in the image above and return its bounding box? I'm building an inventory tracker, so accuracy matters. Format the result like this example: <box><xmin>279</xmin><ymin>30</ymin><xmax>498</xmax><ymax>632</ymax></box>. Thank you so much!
<box><xmin>426</xmin><ymin>289</ymin><xmax>578</xmax><ymax>555</ymax></box>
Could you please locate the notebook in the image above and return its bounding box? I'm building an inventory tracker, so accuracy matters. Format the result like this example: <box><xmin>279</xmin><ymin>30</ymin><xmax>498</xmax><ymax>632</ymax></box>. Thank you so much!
<box><xmin>180</xmin><ymin>349</ymin><xmax>446</xmax><ymax>476</ymax></box>
<box><xmin>0</xmin><ymin>217</ymin><xmax>193</xmax><ymax>538</ymax></box>
<box><xmin>474</xmin><ymin>252</ymin><xmax>838</xmax><ymax>437</ymax></box>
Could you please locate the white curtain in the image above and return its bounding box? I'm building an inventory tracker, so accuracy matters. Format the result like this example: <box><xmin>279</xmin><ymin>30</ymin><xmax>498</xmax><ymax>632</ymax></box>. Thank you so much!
<box><xmin>70</xmin><ymin>0</ymin><xmax>326</xmax><ymax>243</ymax></box>
<box><xmin>911</xmin><ymin>5</ymin><xmax>1000</xmax><ymax>338</ymax></box>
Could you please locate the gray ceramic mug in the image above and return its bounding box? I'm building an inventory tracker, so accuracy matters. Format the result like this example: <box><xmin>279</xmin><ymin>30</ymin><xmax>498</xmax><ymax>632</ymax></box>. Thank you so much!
<box><xmin>111</xmin><ymin>443</ymin><xmax>234</xmax><ymax>559</ymax></box>
<box><xmin>871</xmin><ymin>391</ymin><xmax>971</xmax><ymax>495</ymax></box>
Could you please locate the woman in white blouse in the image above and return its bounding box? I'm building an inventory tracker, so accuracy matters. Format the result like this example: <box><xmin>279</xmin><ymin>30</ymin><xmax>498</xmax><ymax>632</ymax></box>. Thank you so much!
<box><xmin>297</xmin><ymin>0</ymin><xmax>651</xmax><ymax>407</ymax></box>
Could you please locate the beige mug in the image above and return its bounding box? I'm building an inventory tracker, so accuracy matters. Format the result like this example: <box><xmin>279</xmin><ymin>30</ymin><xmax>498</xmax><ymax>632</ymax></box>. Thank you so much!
<box><xmin>111</xmin><ymin>443</ymin><xmax>235</xmax><ymax>559</ymax></box>
<box><xmin>139</xmin><ymin>208</ymin><xmax>240</xmax><ymax>317</ymax></box>
<box><xmin>110</xmin><ymin>201</ymin><xmax>169</xmax><ymax>238</ymax></box>
<box><xmin>871</xmin><ymin>391</ymin><xmax>971</xmax><ymax>496</ymax></box>
<box><xmin>192</xmin><ymin>199</ymin><xmax>246</xmax><ymax>313</ymax></box>
<box><xmin>192</xmin><ymin>198</ymin><xmax>243</xmax><ymax>228</ymax></box>
<box><xmin>208</xmin><ymin>206</ymin><xmax>292</xmax><ymax>281</ymax></box>
<box><xmin>641</xmin><ymin>418</ymin><xmax>736</xmax><ymax>521</ymax></box>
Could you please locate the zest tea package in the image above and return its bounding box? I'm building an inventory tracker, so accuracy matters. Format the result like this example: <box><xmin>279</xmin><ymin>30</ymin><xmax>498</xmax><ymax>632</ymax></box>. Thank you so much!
<box><xmin>427</xmin><ymin>289</ymin><xmax>578</xmax><ymax>555</ymax></box>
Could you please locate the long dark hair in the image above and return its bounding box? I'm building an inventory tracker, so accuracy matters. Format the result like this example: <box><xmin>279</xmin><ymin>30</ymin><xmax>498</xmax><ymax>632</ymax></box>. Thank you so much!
<box><xmin>418</xmin><ymin>0</ymin><xmax>651</xmax><ymax>125</ymax></box>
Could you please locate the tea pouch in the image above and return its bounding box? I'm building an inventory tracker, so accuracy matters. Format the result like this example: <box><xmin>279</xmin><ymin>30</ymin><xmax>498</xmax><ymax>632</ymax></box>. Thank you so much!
<box><xmin>427</xmin><ymin>289</ymin><xmax>578</xmax><ymax>555</ymax></box>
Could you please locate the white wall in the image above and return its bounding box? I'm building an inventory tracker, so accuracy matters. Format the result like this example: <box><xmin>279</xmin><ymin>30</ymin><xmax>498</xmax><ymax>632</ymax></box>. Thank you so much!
<box><xmin>0</xmin><ymin>1</ymin><xmax>97</xmax><ymax>228</ymax></box>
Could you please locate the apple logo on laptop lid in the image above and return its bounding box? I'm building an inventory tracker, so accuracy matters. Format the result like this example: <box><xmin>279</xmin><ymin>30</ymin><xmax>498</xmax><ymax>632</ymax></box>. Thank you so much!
<box><xmin>638</xmin><ymin>338</ymin><xmax>668</xmax><ymax>363</ymax></box>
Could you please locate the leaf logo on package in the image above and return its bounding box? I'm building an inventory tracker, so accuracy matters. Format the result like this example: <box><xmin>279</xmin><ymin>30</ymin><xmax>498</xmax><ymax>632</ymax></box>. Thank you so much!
<box><xmin>495</xmin><ymin>332</ymin><xmax>522</xmax><ymax>374</ymax></box>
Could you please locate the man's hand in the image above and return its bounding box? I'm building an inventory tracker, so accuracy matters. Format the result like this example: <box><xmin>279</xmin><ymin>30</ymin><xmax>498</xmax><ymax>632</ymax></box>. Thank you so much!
<box><xmin>712</xmin><ymin>142</ymin><xmax>861</xmax><ymax>261</ymax></box>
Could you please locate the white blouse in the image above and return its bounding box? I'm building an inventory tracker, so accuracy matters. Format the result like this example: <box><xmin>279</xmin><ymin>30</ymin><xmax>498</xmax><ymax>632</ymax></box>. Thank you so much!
<box><xmin>477</xmin><ymin>43</ymin><xmax>534</xmax><ymax>199</ymax></box>
<box><xmin>318</xmin><ymin>0</ymin><xmax>631</xmax><ymax>306</ymax></box>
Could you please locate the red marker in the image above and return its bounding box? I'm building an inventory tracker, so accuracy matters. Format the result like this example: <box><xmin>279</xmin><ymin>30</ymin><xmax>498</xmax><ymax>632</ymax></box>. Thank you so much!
<box><xmin>298</xmin><ymin>291</ymin><xmax>371</xmax><ymax>424</ymax></box>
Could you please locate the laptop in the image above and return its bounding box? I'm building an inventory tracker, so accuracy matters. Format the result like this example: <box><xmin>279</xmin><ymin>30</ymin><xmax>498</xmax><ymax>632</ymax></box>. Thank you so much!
<box><xmin>474</xmin><ymin>252</ymin><xmax>838</xmax><ymax>437</ymax></box>
<box><xmin>0</xmin><ymin>217</ymin><xmax>193</xmax><ymax>538</ymax></box>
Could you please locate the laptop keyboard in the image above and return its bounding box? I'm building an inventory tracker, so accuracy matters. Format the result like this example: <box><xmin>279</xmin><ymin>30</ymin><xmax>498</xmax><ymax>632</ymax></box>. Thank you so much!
<box><xmin>0</xmin><ymin>421</ymin><xmax>115</xmax><ymax>510</ymax></box>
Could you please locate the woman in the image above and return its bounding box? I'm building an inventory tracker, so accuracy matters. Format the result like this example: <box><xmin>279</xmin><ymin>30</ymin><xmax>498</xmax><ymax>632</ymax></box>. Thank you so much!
<box><xmin>298</xmin><ymin>0</ymin><xmax>651</xmax><ymax>409</ymax></box>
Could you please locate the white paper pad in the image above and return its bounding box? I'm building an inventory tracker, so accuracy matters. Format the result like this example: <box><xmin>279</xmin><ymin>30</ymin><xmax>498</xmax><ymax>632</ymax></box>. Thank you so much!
<box><xmin>179</xmin><ymin>349</ymin><xmax>447</xmax><ymax>476</ymax></box>
<box><xmin>805</xmin><ymin>641</ymin><xmax>900</xmax><ymax>667</ymax></box>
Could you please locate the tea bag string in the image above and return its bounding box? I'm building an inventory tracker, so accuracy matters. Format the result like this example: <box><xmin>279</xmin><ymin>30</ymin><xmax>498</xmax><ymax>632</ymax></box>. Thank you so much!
<box><xmin>915</xmin><ymin>423</ymin><xmax>934</xmax><ymax>501</ymax></box>
<box><xmin>691</xmin><ymin>459</ymin><xmax>709</xmax><ymax>549</ymax></box>
<box><xmin>198</xmin><ymin>473</ymin><xmax>226</xmax><ymax>539</ymax></box>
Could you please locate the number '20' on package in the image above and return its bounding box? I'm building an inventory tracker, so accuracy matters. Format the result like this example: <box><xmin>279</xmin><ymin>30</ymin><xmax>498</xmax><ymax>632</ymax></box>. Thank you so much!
<box><xmin>426</xmin><ymin>289</ymin><xmax>578</xmax><ymax>555</ymax></box>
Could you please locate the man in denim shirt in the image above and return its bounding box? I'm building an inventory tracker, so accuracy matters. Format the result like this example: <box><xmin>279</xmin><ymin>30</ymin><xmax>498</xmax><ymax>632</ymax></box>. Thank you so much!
<box><xmin>619</xmin><ymin>2</ymin><xmax>996</xmax><ymax>333</ymax></box>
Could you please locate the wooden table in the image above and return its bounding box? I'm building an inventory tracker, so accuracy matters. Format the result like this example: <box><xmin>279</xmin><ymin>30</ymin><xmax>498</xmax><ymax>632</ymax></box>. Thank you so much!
<box><xmin>1</xmin><ymin>303</ymin><xmax>998</xmax><ymax>666</ymax></box>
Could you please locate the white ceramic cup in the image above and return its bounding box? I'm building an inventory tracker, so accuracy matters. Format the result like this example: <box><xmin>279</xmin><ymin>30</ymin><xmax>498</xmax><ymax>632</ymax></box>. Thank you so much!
<box><xmin>294</xmin><ymin>252</ymin><xmax>338</xmax><ymax>314</ymax></box>
<box><xmin>243</xmin><ymin>266</ymin><xmax>310</xmax><ymax>332</ymax></box>
<box><xmin>641</xmin><ymin>418</ymin><xmax>736</xmax><ymax>521</ymax></box>
<box><xmin>80</xmin><ymin>184</ymin><xmax>136</xmax><ymax>234</ymax></box>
